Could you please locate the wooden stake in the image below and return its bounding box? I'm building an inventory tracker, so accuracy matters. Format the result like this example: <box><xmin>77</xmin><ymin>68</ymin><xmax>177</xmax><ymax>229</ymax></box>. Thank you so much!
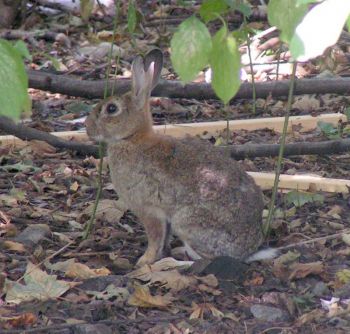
<box><xmin>0</xmin><ymin>113</ymin><xmax>345</xmax><ymax>147</ymax></box>
<box><xmin>250</xmin><ymin>172</ymin><xmax>349</xmax><ymax>193</ymax></box>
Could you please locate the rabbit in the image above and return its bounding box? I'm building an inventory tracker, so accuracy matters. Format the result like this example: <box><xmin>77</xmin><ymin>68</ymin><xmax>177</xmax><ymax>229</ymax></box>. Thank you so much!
<box><xmin>85</xmin><ymin>49</ymin><xmax>268</xmax><ymax>267</ymax></box>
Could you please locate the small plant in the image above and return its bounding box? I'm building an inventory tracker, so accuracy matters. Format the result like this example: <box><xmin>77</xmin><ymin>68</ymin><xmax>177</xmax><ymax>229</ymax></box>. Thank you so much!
<box><xmin>286</xmin><ymin>190</ymin><xmax>324</xmax><ymax>208</ymax></box>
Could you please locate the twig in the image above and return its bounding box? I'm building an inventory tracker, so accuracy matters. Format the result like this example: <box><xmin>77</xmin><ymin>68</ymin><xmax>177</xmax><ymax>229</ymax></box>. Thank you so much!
<box><xmin>0</xmin><ymin>116</ymin><xmax>98</xmax><ymax>157</ymax></box>
<box><xmin>16</xmin><ymin>240</ymin><xmax>75</xmax><ymax>283</ymax></box>
<box><xmin>276</xmin><ymin>229</ymin><xmax>350</xmax><ymax>251</ymax></box>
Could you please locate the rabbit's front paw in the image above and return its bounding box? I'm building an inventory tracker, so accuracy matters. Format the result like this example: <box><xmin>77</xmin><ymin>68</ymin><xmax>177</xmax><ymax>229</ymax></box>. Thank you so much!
<box><xmin>136</xmin><ymin>251</ymin><xmax>159</xmax><ymax>267</ymax></box>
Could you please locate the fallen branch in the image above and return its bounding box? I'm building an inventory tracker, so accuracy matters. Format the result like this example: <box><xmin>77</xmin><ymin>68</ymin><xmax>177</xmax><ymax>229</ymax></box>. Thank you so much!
<box><xmin>28</xmin><ymin>69</ymin><xmax>350</xmax><ymax>100</ymax></box>
<box><xmin>1</xmin><ymin>116</ymin><xmax>350</xmax><ymax>160</ymax></box>
<box><xmin>230</xmin><ymin>138</ymin><xmax>350</xmax><ymax>159</ymax></box>
<box><xmin>0</xmin><ymin>116</ymin><xmax>97</xmax><ymax>157</ymax></box>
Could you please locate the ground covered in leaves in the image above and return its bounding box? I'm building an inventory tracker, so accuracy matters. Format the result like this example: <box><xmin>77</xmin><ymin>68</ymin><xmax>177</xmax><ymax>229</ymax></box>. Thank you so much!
<box><xmin>1</xmin><ymin>113</ymin><xmax>350</xmax><ymax>334</ymax></box>
<box><xmin>1</xmin><ymin>1</ymin><xmax>350</xmax><ymax>333</ymax></box>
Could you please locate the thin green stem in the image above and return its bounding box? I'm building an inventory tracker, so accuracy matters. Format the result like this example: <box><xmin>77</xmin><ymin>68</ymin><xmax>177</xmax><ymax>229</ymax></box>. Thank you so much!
<box><xmin>83</xmin><ymin>2</ymin><xmax>119</xmax><ymax>239</ymax></box>
<box><xmin>83</xmin><ymin>143</ymin><xmax>106</xmax><ymax>239</ymax></box>
<box><xmin>224</xmin><ymin>103</ymin><xmax>230</xmax><ymax>145</ymax></box>
<box><xmin>244</xmin><ymin>18</ymin><xmax>256</xmax><ymax>115</ymax></box>
<box><xmin>264</xmin><ymin>61</ymin><xmax>298</xmax><ymax>236</ymax></box>
<box><xmin>275</xmin><ymin>45</ymin><xmax>282</xmax><ymax>81</ymax></box>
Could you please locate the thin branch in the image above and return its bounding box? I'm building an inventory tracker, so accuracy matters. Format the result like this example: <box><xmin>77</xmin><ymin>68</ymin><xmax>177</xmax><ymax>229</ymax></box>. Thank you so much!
<box><xmin>27</xmin><ymin>69</ymin><xmax>350</xmax><ymax>100</ymax></box>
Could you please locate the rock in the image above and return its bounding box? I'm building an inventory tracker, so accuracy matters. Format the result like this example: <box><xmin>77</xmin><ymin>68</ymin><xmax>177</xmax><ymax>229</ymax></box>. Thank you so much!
<box><xmin>15</xmin><ymin>224</ymin><xmax>51</xmax><ymax>247</ymax></box>
<box><xmin>250</xmin><ymin>305</ymin><xmax>289</xmax><ymax>322</ymax></box>
<box><xmin>312</xmin><ymin>281</ymin><xmax>330</xmax><ymax>297</ymax></box>
<box><xmin>74</xmin><ymin>324</ymin><xmax>115</xmax><ymax>334</ymax></box>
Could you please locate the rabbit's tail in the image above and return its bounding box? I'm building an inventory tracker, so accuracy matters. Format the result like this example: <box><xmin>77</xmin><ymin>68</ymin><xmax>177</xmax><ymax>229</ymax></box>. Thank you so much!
<box><xmin>244</xmin><ymin>247</ymin><xmax>279</xmax><ymax>263</ymax></box>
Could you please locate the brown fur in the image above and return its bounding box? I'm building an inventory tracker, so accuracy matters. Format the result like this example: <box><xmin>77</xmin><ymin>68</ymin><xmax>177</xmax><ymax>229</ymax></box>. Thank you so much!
<box><xmin>85</xmin><ymin>50</ymin><xmax>264</xmax><ymax>266</ymax></box>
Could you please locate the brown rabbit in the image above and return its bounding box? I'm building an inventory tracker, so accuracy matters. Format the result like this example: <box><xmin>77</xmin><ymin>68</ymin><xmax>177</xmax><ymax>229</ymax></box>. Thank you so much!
<box><xmin>85</xmin><ymin>49</ymin><xmax>267</xmax><ymax>266</ymax></box>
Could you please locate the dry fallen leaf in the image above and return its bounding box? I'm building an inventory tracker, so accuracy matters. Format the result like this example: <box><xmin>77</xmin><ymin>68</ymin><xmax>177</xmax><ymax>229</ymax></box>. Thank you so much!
<box><xmin>81</xmin><ymin>199</ymin><xmax>126</xmax><ymax>224</ymax></box>
<box><xmin>197</xmin><ymin>274</ymin><xmax>218</xmax><ymax>288</ymax></box>
<box><xmin>5</xmin><ymin>312</ymin><xmax>37</xmax><ymax>328</ymax></box>
<box><xmin>295</xmin><ymin>309</ymin><xmax>324</xmax><ymax>326</ymax></box>
<box><xmin>45</xmin><ymin>259</ymin><xmax>110</xmax><ymax>279</ymax></box>
<box><xmin>128</xmin><ymin>257</ymin><xmax>194</xmax><ymax>280</ymax></box>
<box><xmin>128</xmin><ymin>284</ymin><xmax>173</xmax><ymax>309</ymax></box>
<box><xmin>190</xmin><ymin>302</ymin><xmax>224</xmax><ymax>320</ymax></box>
<box><xmin>29</xmin><ymin>140</ymin><xmax>56</xmax><ymax>155</ymax></box>
<box><xmin>4</xmin><ymin>262</ymin><xmax>77</xmax><ymax>304</ymax></box>
<box><xmin>2</xmin><ymin>240</ymin><xmax>26</xmax><ymax>253</ymax></box>
<box><xmin>86</xmin><ymin>284</ymin><xmax>130</xmax><ymax>302</ymax></box>
<box><xmin>70</xmin><ymin>181</ymin><xmax>79</xmax><ymax>192</ymax></box>
<box><xmin>289</xmin><ymin>261</ymin><xmax>324</xmax><ymax>280</ymax></box>
<box><xmin>147</xmin><ymin>270</ymin><xmax>197</xmax><ymax>292</ymax></box>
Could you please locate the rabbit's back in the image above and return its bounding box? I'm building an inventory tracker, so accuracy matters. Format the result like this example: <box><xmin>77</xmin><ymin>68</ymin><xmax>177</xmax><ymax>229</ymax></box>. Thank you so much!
<box><xmin>108</xmin><ymin>134</ymin><xmax>264</xmax><ymax>259</ymax></box>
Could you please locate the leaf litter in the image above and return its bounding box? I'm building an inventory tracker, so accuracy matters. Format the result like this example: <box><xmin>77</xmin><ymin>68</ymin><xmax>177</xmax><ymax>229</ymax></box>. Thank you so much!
<box><xmin>0</xmin><ymin>2</ymin><xmax>350</xmax><ymax>333</ymax></box>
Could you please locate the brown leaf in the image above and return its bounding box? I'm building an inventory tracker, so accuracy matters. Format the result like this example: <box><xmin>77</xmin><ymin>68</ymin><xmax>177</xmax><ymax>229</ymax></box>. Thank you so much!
<box><xmin>295</xmin><ymin>309</ymin><xmax>324</xmax><ymax>326</ymax></box>
<box><xmin>289</xmin><ymin>261</ymin><xmax>324</xmax><ymax>280</ymax></box>
<box><xmin>243</xmin><ymin>274</ymin><xmax>264</xmax><ymax>287</ymax></box>
<box><xmin>6</xmin><ymin>312</ymin><xmax>37</xmax><ymax>328</ymax></box>
<box><xmin>29</xmin><ymin>140</ymin><xmax>56</xmax><ymax>155</ymax></box>
<box><xmin>2</xmin><ymin>240</ymin><xmax>26</xmax><ymax>253</ymax></box>
<box><xmin>197</xmin><ymin>274</ymin><xmax>218</xmax><ymax>288</ymax></box>
<box><xmin>128</xmin><ymin>284</ymin><xmax>173</xmax><ymax>309</ymax></box>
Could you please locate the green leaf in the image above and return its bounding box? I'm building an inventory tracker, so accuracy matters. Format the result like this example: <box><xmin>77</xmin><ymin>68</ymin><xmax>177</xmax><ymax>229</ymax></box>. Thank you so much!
<box><xmin>0</xmin><ymin>39</ymin><xmax>30</xmax><ymax>120</ymax></box>
<box><xmin>345</xmin><ymin>107</ymin><xmax>350</xmax><ymax>121</ymax></box>
<box><xmin>200</xmin><ymin>0</ymin><xmax>229</xmax><ymax>23</ymax></box>
<box><xmin>13</xmin><ymin>40</ymin><xmax>32</xmax><ymax>61</ymax></box>
<box><xmin>296</xmin><ymin>0</ymin><xmax>320</xmax><ymax>4</ymax></box>
<box><xmin>268</xmin><ymin>0</ymin><xmax>308</xmax><ymax>44</ymax></box>
<box><xmin>127</xmin><ymin>0</ymin><xmax>137</xmax><ymax>34</ymax></box>
<box><xmin>286</xmin><ymin>190</ymin><xmax>324</xmax><ymax>208</ymax></box>
<box><xmin>210</xmin><ymin>26</ymin><xmax>241</xmax><ymax>104</ymax></box>
<box><xmin>236</xmin><ymin>3</ymin><xmax>252</xmax><ymax>17</ymax></box>
<box><xmin>80</xmin><ymin>0</ymin><xmax>94</xmax><ymax>21</ymax></box>
<box><xmin>347</xmin><ymin>15</ymin><xmax>350</xmax><ymax>32</ymax></box>
<box><xmin>290</xmin><ymin>0</ymin><xmax>350</xmax><ymax>61</ymax></box>
<box><xmin>170</xmin><ymin>16</ymin><xmax>212</xmax><ymax>82</ymax></box>
<box><xmin>317</xmin><ymin>121</ymin><xmax>340</xmax><ymax>139</ymax></box>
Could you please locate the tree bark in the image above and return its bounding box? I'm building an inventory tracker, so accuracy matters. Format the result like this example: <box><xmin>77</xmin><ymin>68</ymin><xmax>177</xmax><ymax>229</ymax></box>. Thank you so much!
<box><xmin>27</xmin><ymin>69</ymin><xmax>350</xmax><ymax>101</ymax></box>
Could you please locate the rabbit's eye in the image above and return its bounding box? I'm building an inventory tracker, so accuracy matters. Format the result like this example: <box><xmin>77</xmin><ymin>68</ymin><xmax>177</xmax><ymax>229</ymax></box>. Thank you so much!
<box><xmin>106</xmin><ymin>103</ymin><xmax>119</xmax><ymax>115</ymax></box>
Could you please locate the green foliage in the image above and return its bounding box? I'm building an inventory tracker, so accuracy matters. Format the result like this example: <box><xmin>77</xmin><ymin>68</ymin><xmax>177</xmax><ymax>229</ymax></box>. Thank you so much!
<box><xmin>13</xmin><ymin>40</ymin><xmax>32</xmax><ymax>61</ymax></box>
<box><xmin>286</xmin><ymin>190</ymin><xmax>324</xmax><ymax>208</ymax></box>
<box><xmin>0</xmin><ymin>39</ymin><xmax>30</xmax><ymax>120</ymax></box>
<box><xmin>211</xmin><ymin>27</ymin><xmax>241</xmax><ymax>104</ymax></box>
<box><xmin>199</xmin><ymin>0</ymin><xmax>228</xmax><ymax>23</ymax></box>
<box><xmin>345</xmin><ymin>107</ymin><xmax>350</xmax><ymax>121</ymax></box>
<box><xmin>347</xmin><ymin>15</ymin><xmax>350</xmax><ymax>32</ymax></box>
<box><xmin>170</xmin><ymin>16</ymin><xmax>212</xmax><ymax>82</ymax></box>
<box><xmin>318</xmin><ymin>121</ymin><xmax>341</xmax><ymax>139</ymax></box>
<box><xmin>80</xmin><ymin>0</ymin><xmax>94</xmax><ymax>21</ymax></box>
<box><xmin>127</xmin><ymin>0</ymin><xmax>137</xmax><ymax>34</ymax></box>
<box><xmin>268</xmin><ymin>0</ymin><xmax>308</xmax><ymax>43</ymax></box>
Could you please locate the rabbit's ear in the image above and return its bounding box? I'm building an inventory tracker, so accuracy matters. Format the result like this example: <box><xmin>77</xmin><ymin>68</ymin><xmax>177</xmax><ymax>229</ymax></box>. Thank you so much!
<box><xmin>131</xmin><ymin>49</ymin><xmax>163</xmax><ymax>108</ymax></box>
<box><xmin>144</xmin><ymin>49</ymin><xmax>163</xmax><ymax>91</ymax></box>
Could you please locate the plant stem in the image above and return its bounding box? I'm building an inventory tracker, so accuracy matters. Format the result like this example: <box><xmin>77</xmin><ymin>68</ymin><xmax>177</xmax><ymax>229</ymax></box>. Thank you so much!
<box><xmin>264</xmin><ymin>61</ymin><xmax>298</xmax><ymax>236</ymax></box>
<box><xmin>83</xmin><ymin>2</ymin><xmax>119</xmax><ymax>239</ymax></box>
<box><xmin>244</xmin><ymin>18</ymin><xmax>256</xmax><ymax>115</ymax></box>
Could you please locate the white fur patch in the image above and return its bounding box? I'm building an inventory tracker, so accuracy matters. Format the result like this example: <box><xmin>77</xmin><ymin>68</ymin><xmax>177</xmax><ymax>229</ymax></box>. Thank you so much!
<box><xmin>245</xmin><ymin>248</ymin><xmax>279</xmax><ymax>263</ymax></box>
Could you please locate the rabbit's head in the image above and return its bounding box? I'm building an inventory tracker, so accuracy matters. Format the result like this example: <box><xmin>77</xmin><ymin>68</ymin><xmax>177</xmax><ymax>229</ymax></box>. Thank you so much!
<box><xmin>85</xmin><ymin>49</ymin><xmax>163</xmax><ymax>143</ymax></box>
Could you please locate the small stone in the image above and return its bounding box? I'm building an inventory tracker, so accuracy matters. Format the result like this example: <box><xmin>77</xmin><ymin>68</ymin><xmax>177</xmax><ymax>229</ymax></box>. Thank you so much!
<box><xmin>312</xmin><ymin>281</ymin><xmax>330</xmax><ymax>297</ymax></box>
<box><xmin>250</xmin><ymin>305</ymin><xmax>289</xmax><ymax>322</ymax></box>
<box><xmin>74</xmin><ymin>324</ymin><xmax>115</xmax><ymax>334</ymax></box>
